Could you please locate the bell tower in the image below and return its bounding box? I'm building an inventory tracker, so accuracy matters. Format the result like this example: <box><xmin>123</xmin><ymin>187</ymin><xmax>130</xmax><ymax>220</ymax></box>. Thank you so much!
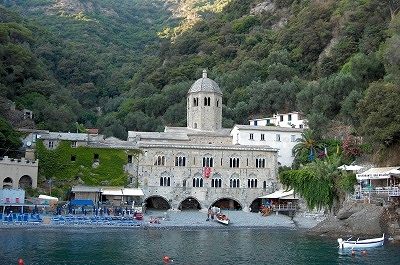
<box><xmin>187</xmin><ymin>70</ymin><xmax>222</xmax><ymax>131</ymax></box>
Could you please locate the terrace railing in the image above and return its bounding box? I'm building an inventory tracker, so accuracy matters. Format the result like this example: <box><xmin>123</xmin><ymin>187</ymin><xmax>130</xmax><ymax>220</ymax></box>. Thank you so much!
<box><xmin>272</xmin><ymin>204</ymin><xmax>298</xmax><ymax>211</ymax></box>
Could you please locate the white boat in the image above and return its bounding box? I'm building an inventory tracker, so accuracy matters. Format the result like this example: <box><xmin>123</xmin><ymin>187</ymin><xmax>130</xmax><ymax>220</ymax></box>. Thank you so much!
<box><xmin>338</xmin><ymin>234</ymin><xmax>384</xmax><ymax>249</ymax></box>
<box><xmin>215</xmin><ymin>213</ymin><xmax>229</xmax><ymax>225</ymax></box>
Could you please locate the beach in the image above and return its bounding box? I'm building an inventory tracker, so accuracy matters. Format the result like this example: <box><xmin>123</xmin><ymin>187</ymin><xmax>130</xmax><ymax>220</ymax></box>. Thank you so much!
<box><xmin>132</xmin><ymin>210</ymin><xmax>323</xmax><ymax>229</ymax></box>
<box><xmin>0</xmin><ymin>210</ymin><xmax>325</xmax><ymax>230</ymax></box>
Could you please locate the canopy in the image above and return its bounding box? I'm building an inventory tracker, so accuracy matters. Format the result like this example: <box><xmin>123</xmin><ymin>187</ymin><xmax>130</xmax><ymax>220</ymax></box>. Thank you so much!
<box><xmin>122</xmin><ymin>188</ymin><xmax>144</xmax><ymax>196</ymax></box>
<box><xmin>38</xmin><ymin>195</ymin><xmax>58</xmax><ymax>201</ymax></box>
<box><xmin>102</xmin><ymin>189</ymin><xmax>123</xmax><ymax>196</ymax></box>
<box><xmin>356</xmin><ymin>167</ymin><xmax>400</xmax><ymax>180</ymax></box>
<box><xmin>70</xmin><ymin>199</ymin><xmax>94</xmax><ymax>206</ymax></box>
<box><xmin>338</xmin><ymin>165</ymin><xmax>364</xmax><ymax>171</ymax></box>
<box><xmin>259</xmin><ymin>190</ymin><xmax>299</xmax><ymax>200</ymax></box>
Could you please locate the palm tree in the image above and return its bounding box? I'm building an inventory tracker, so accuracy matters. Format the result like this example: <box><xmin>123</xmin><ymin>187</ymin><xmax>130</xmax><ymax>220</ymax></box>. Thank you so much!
<box><xmin>293</xmin><ymin>129</ymin><xmax>321</xmax><ymax>161</ymax></box>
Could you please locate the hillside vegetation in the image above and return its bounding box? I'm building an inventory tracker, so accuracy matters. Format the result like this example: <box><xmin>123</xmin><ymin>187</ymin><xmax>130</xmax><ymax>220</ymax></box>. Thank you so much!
<box><xmin>1</xmin><ymin>0</ymin><xmax>400</xmax><ymax>162</ymax></box>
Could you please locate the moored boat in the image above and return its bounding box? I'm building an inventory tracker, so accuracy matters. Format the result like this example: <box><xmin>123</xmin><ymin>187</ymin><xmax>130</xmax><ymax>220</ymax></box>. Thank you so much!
<box><xmin>215</xmin><ymin>213</ymin><xmax>229</xmax><ymax>225</ymax></box>
<box><xmin>133</xmin><ymin>210</ymin><xmax>143</xmax><ymax>220</ymax></box>
<box><xmin>338</xmin><ymin>234</ymin><xmax>384</xmax><ymax>249</ymax></box>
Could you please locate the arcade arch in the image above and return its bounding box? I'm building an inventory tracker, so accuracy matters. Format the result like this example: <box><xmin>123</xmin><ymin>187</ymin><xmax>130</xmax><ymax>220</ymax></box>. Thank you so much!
<box><xmin>179</xmin><ymin>197</ymin><xmax>201</xmax><ymax>210</ymax></box>
<box><xmin>211</xmin><ymin>198</ymin><xmax>242</xmax><ymax>210</ymax></box>
<box><xmin>19</xmin><ymin>175</ymin><xmax>33</xmax><ymax>189</ymax></box>
<box><xmin>144</xmin><ymin>196</ymin><xmax>171</xmax><ymax>210</ymax></box>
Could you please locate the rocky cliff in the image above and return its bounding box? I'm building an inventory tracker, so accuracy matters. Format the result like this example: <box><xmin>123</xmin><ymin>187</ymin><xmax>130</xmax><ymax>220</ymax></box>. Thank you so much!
<box><xmin>312</xmin><ymin>201</ymin><xmax>400</xmax><ymax>242</ymax></box>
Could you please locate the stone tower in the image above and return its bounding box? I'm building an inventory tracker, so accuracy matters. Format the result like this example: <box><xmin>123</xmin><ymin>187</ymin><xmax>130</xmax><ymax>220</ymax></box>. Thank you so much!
<box><xmin>187</xmin><ymin>70</ymin><xmax>222</xmax><ymax>131</ymax></box>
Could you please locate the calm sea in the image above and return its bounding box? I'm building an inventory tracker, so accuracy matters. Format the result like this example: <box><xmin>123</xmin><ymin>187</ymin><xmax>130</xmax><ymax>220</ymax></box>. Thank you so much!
<box><xmin>0</xmin><ymin>227</ymin><xmax>399</xmax><ymax>265</ymax></box>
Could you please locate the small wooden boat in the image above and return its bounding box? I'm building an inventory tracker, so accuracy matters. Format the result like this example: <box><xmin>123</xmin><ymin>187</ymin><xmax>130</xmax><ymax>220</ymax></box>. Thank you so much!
<box><xmin>133</xmin><ymin>211</ymin><xmax>143</xmax><ymax>220</ymax></box>
<box><xmin>215</xmin><ymin>213</ymin><xmax>229</xmax><ymax>225</ymax></box>
<box><xmin>338</xmin><ymin>234</ymin><xmax>384</xmax><ymax>249</ymax></box>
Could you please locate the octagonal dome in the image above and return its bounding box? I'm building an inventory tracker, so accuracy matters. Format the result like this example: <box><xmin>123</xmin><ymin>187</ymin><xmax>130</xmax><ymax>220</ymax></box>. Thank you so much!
<box><xmin>188</xmin><ymin>70</ymin><xmax>222</xmax><ymax>95</ymax></box>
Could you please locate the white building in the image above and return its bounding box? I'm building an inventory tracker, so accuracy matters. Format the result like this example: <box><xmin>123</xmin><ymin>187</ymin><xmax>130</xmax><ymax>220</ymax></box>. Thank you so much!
<box><xmin>249</xmin><ymin>112</ymin><xmax>307</xmax><ymax>129</ymax></box>
<box><xmin>230</xmin><ymin>125</ymin><xmax>303</xmax><ymax>167</ymax></box>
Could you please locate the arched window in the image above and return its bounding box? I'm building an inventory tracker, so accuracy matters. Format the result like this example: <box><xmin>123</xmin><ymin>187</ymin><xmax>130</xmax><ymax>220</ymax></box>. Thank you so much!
<box><xmin>154</xmin><ymin>155</ymin><xmax>165</xmax><ymax>166</ymax></box>
<box><xmin>247</xmin><ymin>178</ymin><xmax>258</xmax><ymax>188</ymax></box>
<box><xmin>230</xmin><ymin>178</ymin><xmax>240</xmax><ymax>188</ymax></box>
<box><xmin>229</xmin><ymin>157</ymin><xmax>240</xmax><ymax>168</ymax></box>
<box><xmin>175</xmin><ymin>156</ymin><xmax>186</xmax><ymax>167</ymax></box>
<box><xmin>194</xmin><ymin>123</ymin><xmax>197</xmax><ymax>129</ymax></box>
<box><xmin>216</xmin><ymin>99</ymin><xmax>219</xmax><ymax>107</ymax></box>
<box><xmin>211</xmin><ymin>178</ymin><xmax>222</xmax><ymax>188</ymax></box>
<box><xmin>160</xmin><ymin>176</ymin><xmax>171</xmax><ymax>187</ymax></box>
<box><xmin>193</xmin><ymin>177</ymin><xmax>203</xmax><ymax>188</ymax></box>
<box><xmin>204</xmin><ymin>97</ymin><xmax>207</xmax><ymax>106</ymax></box>
<box><xmin>207</xmin><ymin>97</ymin><xmax>211</xmax><ymax>106</ymax></box>
<box><xmin>3</xmin><ymin>177</ymin><xmax>13</xmax><ymax>189</ymax></box>
<box><xmin>202</xmin><ymin>156</ymin><xmax>214</xmax><ymax>167</ymax></box>
<box><xmin>256</xmin><ymin>158</ymin><xmax>266</xmax><ymax>168</ymax></box>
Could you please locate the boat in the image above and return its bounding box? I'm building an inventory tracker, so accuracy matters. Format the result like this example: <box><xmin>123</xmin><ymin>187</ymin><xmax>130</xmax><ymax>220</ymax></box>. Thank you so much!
<box><xmin>215</xmin><ymin>213</ymin><xmax>229</xmax><ymax>225</ymax></box>
<box><xmin>337</xmin><ymin>234</ymin><xmax>384</xmax><ymax>249</ymax></box>
<box><xmin>133</xmin><ymin>210</ymin><xmax>144</xmax><ymax>220</ymax></box>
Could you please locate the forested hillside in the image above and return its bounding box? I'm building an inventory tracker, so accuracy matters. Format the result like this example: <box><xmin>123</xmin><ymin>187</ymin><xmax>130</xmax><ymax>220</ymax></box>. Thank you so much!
<box><xmin>1</xmin><ymin>0</ymin><xmax>400</xmax><ymax>161</ymax></box>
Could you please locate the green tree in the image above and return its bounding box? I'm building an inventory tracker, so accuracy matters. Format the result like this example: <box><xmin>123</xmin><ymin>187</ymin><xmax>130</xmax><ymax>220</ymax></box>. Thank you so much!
<box><xmin>358</xmin><ymin>82</ymin><xmax>400</xmax><ymax>147</ymax></box>
<box><xmin>280</xmin><ymin>155</ymin><xmax>355</xmax><ymax>211</ymax></box>
<box><xmin>293</xmin><ymin>129</ymin><xmax>322</xmax><ymax>165</ymax></box>
<box><xmin>0</xmin><ymin>117</ymin><xmax>21</xmax><ymax>156</ymax></box>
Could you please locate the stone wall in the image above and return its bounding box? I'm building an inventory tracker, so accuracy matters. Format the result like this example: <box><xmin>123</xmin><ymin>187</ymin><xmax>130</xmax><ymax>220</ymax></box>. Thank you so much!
<box><xmin>0</xmin><ymin>156</ymin><xmax>38</xmax><ymax>189</ymax></box>
<box><xmin>126</xmin><ymin>144</ymin><xmax>278</xmax><ymax>211</ymax></box>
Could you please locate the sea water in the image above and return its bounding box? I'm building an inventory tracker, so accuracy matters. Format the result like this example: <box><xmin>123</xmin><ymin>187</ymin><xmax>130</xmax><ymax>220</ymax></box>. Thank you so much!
<box><xmin>0</xmin><ymin>227</ymin><xmax>399</xmax><ymax>265</ymax></box>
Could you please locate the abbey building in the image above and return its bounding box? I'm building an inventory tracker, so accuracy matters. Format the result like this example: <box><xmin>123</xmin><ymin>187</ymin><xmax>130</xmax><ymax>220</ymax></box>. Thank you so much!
<box><xmin>127</xmin><ymin>70</ymin><xmax>279</xmax><ymax>212</ymax></box>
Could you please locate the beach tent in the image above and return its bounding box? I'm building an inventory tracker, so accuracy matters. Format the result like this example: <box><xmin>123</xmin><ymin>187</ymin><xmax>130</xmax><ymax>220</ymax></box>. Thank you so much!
<box><xmin>259</xmin><ymin>189</ymin><xmax>299</xmax><ymax>200</ymax></box>
<box><xmin>356</xmin><ymin>167</ymin><xmax>400</xmax><ymax>180</ymax></box>
<box><xmin>38</xmin><ymin>195</ymin><xmax>59</xmax><ymax>201</ymax></box>
<box><xmin>338</xmin><ymin>165</ymin><xmax>364</xmax><ymax>172</ymax></box>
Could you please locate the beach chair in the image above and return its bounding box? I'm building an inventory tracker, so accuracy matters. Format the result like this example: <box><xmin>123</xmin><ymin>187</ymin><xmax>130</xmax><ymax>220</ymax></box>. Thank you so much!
<box><xmin>23</xmin><ymin>214</ymin><xmax>29</xmax><ymax>222</ymax></box>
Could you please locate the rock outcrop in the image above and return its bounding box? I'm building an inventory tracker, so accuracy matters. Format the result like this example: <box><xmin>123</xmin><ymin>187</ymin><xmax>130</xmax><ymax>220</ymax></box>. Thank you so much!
<box><xmin>312</xmin><ymin>202</ymin><xmax>389</xmax><ymax>237</ymax></box>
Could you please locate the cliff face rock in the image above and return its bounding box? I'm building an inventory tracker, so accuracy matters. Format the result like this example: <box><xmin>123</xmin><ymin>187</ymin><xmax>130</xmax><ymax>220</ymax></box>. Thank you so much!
<box><xmin>312</xmin><ymin>202</ymin><xmax>389</xmax><ymax>237</ymax></box>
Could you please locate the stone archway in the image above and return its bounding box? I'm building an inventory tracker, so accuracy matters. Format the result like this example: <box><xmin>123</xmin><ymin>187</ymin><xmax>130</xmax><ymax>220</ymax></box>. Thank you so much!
<box><xmin>211</xmin><ymin>198</ymin><xmax>242</xmax><ymax>210</ymax></box>
<box><xmin>3</xmin><ymin>177</ymin><xmax>13</xmax><ymax>189</ymax></box>
<box><xmin>19</xmin><ymin>175</ymin><xmax>33</xmax><ymax>189</ymax></box>
<box><xmin>179</xmin><ymin>197</ymin><xmax>201</xmax><ymax>210</ymax></box>
<box><xmin>249</xmin><ymin>198</ymin><xmax>263</xmax><ymax>213</ymax></box>
<box><xmin>145</xmin><ymin>196</ymin><xmax>171</xmax><ymax>210</ymax></box>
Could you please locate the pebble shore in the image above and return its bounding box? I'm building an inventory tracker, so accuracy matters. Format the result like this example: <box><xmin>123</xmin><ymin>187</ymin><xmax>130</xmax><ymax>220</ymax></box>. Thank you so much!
<box><xmin>0</xmin><ymin>210</ymin><xmax>325</xmax><ymax>230</ymax></box>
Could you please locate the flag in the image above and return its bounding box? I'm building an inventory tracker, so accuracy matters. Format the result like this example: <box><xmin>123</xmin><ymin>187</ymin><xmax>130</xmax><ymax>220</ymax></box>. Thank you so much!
<box><xmin>308</xmin><ymin>148</ymin><xmax>314</xmax><ymax>161</ymax></box>
<box><xmin>203</xmin><ymin>167</ymin><xmax>211</xmax><ymax>178</ymax></box>
<box><xmin>324</xmin><ymin>146</ymin><xmax>328</xmax><ymax>157</ymax></box>
<box><xmin>336</xmin><ymin>144</ymin><xmax>340</xmax><ymax>154</ymax></box>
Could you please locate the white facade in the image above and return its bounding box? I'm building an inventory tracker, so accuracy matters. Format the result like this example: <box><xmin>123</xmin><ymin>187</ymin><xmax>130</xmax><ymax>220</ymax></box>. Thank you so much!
<box><xmin>0</xmin><ymin>189</ymin><xmax>25</xmax><ymax>204</ymax></box>
<box><xmin>249</xmin><ymin>112</ymin><xmax>307</xmax><ymax>129</ymax></box>
<box><xmin>230</xmin><ymin>125</ymin><xmax>303</xmax><ymax>167</ymax></box>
